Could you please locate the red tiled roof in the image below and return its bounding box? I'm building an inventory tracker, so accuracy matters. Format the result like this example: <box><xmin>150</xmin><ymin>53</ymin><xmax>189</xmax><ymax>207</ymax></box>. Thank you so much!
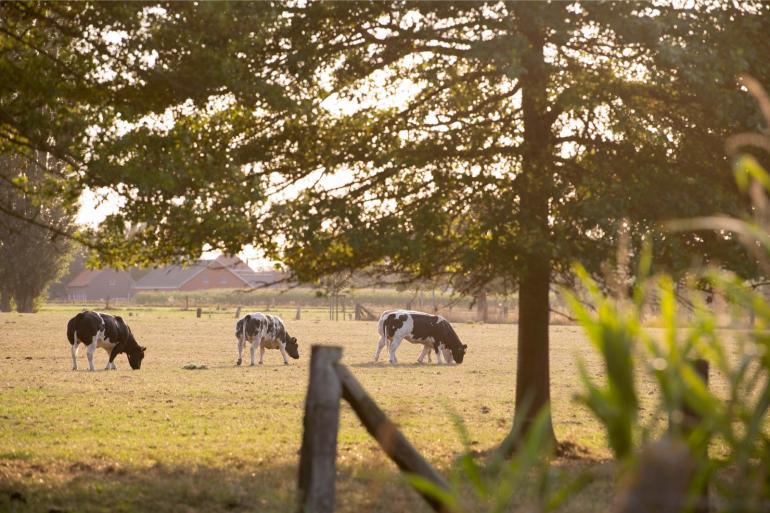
<box><xmin>66</xmin><ymin>269</ymin><xmax>101</xmax><ymax>288</ymax></box>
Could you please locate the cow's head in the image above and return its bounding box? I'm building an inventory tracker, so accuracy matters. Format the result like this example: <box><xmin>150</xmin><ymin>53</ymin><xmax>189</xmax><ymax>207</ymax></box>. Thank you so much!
<box><xmin>285</xmin><ymin>336</ymin><xmax>300</xmax><ymax>359</ymax></box>
<box><xmin>126</xmin><ymin>342</ymin><xmax>146</xmax><ymax>369</ymax></box>
<box><xmin>450</xmin><ymin>343</ymin><xmax>467</xmax><ymax>364</ymax></box>
<box><xmin>438</xmin><ymin>320</ymin><xmax>466</xmax><ymax>364</ymax></box>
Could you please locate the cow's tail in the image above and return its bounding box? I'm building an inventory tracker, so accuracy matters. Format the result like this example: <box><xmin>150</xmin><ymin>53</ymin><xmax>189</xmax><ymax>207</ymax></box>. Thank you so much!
<box><xmin>67</xmin><ymin>314</ymin><xmax>82</xmax><ymax>345</ymax></box>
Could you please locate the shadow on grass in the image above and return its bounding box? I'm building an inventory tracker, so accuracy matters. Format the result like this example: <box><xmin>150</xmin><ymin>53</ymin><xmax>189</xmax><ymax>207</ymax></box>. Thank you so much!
<box><xmin>349</xmin><ymin>361</ymin><xmax>450</xmax><ymax>369</ymax></box>
<box><xmin>0</xmin><ymin>458</ymin><xmax>442</xmax><ymax>513</ymax></box>
<box><xmin>0</xmin><ymin>448</ymin><xmax>612</xmax><ymax>513</ymax></box>
<box><xmin>0</xmin><ymin>461</ymin><xmax>294</xmax><ymax>513</ymax></box>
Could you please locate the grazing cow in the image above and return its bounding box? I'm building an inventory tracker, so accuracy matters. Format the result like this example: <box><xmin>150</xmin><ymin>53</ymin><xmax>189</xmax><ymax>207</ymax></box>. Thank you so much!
<box><xmin>374</xmin><ymin>310</ymin><xmax>468</xmax><ymax>365</ymax></box>
<box><xmin>67</xmin><ymin>311</ymin><xmax>146</xmax><ymax>371</ymax></box>
<box><xmin>235</xmin><ymin>313</ymin><xmax>299</xmax><ymax>366</ymax></box>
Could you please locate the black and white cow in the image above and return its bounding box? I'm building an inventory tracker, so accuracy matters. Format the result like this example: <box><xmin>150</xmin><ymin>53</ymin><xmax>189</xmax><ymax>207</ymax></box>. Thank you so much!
<box><xmin>374</xmin><ymin>310</ymin><xmax>468</xmax><ymax>365</ymax></box>
<box><xmin>235</xmin><ymin>312</ymin><xmax>299</xmax><ymax>366</ymax></box>
<box><xmin>66</xmin><ymin>311</ymin><xmax>146</xmax><ymax>371</ymax></box>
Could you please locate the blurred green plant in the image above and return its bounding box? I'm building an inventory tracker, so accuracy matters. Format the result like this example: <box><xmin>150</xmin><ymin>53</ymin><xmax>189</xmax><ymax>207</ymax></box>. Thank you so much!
<box><xmin>369</xmin><ymin>76</ymin><xmax>770</xmax><ymax>513</ymax></box>
<box><xmin>405</xmin><ymin>408</ymin><xmax>590</xmax><ymax>513</ymax></box>
<box><xmin>568</xmin><ymin>76</ymin><xmax>770</xmax><ymax>512</ymax></box>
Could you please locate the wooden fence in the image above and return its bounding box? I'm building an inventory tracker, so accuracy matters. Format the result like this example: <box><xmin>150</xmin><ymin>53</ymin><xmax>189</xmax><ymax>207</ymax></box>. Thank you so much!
<box><xmin>297</xmin><ymin>345</ymin><xmax>451</xmax><ymax>513</ymax></box>
<box><xmin>297</xmin><ymin>346</ymin><xmax>710</xmax><ymax>513</ymax></box>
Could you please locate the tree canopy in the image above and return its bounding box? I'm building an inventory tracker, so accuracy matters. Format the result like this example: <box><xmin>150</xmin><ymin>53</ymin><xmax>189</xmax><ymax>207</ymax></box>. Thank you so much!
<box><xmin>0</xmin><ymin>153</ymin><xmax>75</xmax><ymax>312</ymax></box>
<box><xmin>2</xmin><ymin>0</ymin><xmax>769</xmax><ymax>443</ymax></box>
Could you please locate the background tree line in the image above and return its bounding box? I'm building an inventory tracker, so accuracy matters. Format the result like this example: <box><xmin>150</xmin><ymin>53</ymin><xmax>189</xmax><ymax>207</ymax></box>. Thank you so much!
<box><xmin>0</xmin><ymin>152</ymin><xmax>75</xmax><ymax>312</ymax></box>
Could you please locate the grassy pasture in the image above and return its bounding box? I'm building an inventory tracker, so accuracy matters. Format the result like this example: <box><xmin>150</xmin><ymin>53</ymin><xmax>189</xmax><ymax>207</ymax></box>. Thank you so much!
<box><xmin>0</xmin><ymin>307</ymin><xmax>735</xmax><ymax>512</ymax></box>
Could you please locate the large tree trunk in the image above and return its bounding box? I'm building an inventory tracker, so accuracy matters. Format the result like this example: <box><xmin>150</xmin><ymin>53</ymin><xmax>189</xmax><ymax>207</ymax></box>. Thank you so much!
<box><xmin>0</xmin><ymin>286</ymin><xmax>11</xmax><ymax>312</ymax></box>
<box><xmin>15</xmin><ymin>290</ymin><xmax>35</xmax><ymax>313</ymax></box>
<box><xmin>508</xmin><ymin>257</ymin><xmax>555</xmax><ymax>449</ymax></box>
<box><xmin>476</xmin><ymin>289</ymin><xmax>488</xmax><ymax>322</ymax></box>
<box><xmin>502</xmin><ymin>5</ymin><xmax>558</xmax><ymax>454</ymax></box>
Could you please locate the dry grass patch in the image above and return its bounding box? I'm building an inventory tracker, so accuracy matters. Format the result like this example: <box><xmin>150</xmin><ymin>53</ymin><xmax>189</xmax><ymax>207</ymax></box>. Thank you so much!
<box><xmin>1</xmin><ymin>306</ymin><xmax>722</xmax><ymax>512</ymax></box>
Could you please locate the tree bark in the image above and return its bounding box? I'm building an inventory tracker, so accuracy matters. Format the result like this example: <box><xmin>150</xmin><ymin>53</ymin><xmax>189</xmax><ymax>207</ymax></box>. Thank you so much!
<box><xmin>0</xmin><ymin>286</ymin><xmax>11</xmax><ymax>312</ymax></box>
<box><xmin>477</xmin><ymin>289</ymin><xmax>488</xmax><ymax>322</ymax></box>
<box><xmin>503</xmin><ymin>5</ymin><xmax>558</xmax><ymax>453</ymax></box>
<box><xmin>15</xmin><ymin>290</ymin><xmax>35</xmax><ymax>313</ymax></box>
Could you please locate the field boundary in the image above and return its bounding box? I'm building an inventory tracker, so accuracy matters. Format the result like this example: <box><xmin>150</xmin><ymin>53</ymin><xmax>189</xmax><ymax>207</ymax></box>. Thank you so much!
<box><xmin>298</xmin><ymin>345</ymin><xmax>450</xmax><ymax>513</ymax></box>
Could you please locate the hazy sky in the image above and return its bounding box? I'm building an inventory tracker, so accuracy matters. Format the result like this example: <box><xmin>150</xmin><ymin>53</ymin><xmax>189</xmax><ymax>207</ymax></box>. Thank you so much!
<box><xmin>76</xmin><ymin>188</ymin><xmax>272</xmax><ymax>267</ymax></box>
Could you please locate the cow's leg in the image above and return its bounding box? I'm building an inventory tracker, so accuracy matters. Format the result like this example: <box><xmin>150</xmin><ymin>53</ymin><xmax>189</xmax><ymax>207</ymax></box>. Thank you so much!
<box><xmin>416</xmin><ymin>345</ymin><xmax>431</xmax><ymax>364</ymax></box>
<box><xmin>278</xmin><ymin>343</ymin><xmax>290</xmax><ymax>365</ymax></box>
<box><xmin>442</xmin><ymin>346</ymin><xmax>454</xmax><ymax>365</ymax></box>
<box><xmin>70</xmin><ymin>341</ymin><xmax>79</xmax><ymax>371</ymax></box>
<box><xmin>258</xmin><ymin>345</ymin><xmax>266</xmax><ymax>365</ymax></box>
<box><xmin>102</xmin><ymin>346</ymin><xmax>114</xmax><ymax>370</ymax></box>
<box><xmin>107</xmin><ymin>353</ymin><xmax>117</xmax><ymax>370</ymax></box>
<box><xmin>435</xmin><ymin>345</ymin><xmax>445</xmax><ymax>365</ymax></box>
<box><xmin>373</xmin><ymin>335</ymin><xmax>388</xmax><ymax>362</ymax></box>
<box><xmin>249</xmin><ymin>341</ymin><xmax>258</xmax><ymax>366</ymax></box>
<box><xmin>86</xmin><ymin>337</ymin><xmax>98</xmax><ymax>371</ymax></box>
<box><xmin>389</xmin><ymin>336</ymin><xmax>405</xmax><ymax>364</ymax></box>
<box><xmin>236</xmin><ymin>337</ymin><xmax>245</xmax><ymax>366</ymax></box>
<box><xmin>107</xmin><ymin>343</ymin><xmax>123</xmax><ymax>371</ymax></box>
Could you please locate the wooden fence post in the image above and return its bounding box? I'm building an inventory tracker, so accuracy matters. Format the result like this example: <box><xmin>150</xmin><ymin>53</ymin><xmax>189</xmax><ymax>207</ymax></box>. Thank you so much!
<box><xmin>196</xmin><ymin>307</ymin><xmax>202</xmax><ymax>318</ymax></box>
<box><xmin>235</xmin><ymin>306</ymin><xmax>241</xmax><ymax>319</ymax></box>
<box><xmin>619</xmin><ymin>359</ymin><xmax>710</xmax><ymax>513</ymax></box>
<box><xmin>295</xmin><ymin>305</ymin><xmax>301</xmax><ymax>320</ymax></box>
<box><xmin>613</xmin><ymin>437</ymin><xmax>695</xmax><ymax>513</ymax></box>
<box><xmin>682</xmin><ymin>359</ymin><xmax>709</xmax><ymax>513</ymax></box>
<box><xmin>335</xmin><ymin>364</ymin><xmax>452</xmax><ymax>512</ymax></box>
<box><xmin>297</xmin><ymin>346</ymin><xmax>343</xmax><ymax>513</ymax></box>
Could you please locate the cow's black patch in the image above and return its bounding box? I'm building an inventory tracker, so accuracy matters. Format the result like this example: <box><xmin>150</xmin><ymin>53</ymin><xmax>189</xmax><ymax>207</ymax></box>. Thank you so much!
<box><xmin>384</xmin><ymin>313</ymin><xmax>408</xmax><ymax>338</ymax></box>
<box><xmin>236</xmin><ymin>314</ymin><xmax>264</xmax><ymax>341</ymax></box>
<box><xmin>67</xmin><ymin>311</ymin><xmax>104</xmax><ymax>346</ymax></box>
<box><xmin>102</xmin><ymin>313</ymin><xmax>146</xmax><ymax>369</ymax></box>
<box><xmin>410</xmin><ymin>313</ymin><xmax>442</xmax><ymax>341</ymax></box>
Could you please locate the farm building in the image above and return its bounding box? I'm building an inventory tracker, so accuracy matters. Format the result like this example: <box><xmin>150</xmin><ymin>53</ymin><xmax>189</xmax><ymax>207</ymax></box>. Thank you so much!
<box><xmin>65</xmin><ymin>268</ymin><xmax>136</xmax><ymax>301</ymax></box>
<box><xmin>132</xmin><ymin>255</ymin><xmax>287</xmax><ymax>292</ymax></box>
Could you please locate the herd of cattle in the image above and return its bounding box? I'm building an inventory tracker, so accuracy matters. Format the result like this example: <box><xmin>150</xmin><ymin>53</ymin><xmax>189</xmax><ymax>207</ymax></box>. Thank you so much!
<box><xmin>66</xmin><ymin>309</ymin><xmax>468</xmax><ymax>371</ymax></box>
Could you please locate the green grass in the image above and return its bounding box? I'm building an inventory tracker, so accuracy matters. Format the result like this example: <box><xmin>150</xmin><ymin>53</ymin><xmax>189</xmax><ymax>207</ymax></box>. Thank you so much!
<box><xmin>0</xmin><ymin>306</ymin><xmax>735</xmax><ymax>512</ymax></box>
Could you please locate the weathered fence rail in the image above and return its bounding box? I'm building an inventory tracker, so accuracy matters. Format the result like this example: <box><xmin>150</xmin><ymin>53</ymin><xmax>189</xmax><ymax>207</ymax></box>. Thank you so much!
<box><xmin>298</xmin><ymin>347</ymin><xmax>711</xmax><ymax>513</ymax></box>
<box><xmin>354</xmin><ymin>303</ymin><xmax>377</xmax><ymax>321</ymax></box>
<box><xmin>298</xmin><ymin>345</ymin><xmax>451</xmax><ymax>513</ymax></box>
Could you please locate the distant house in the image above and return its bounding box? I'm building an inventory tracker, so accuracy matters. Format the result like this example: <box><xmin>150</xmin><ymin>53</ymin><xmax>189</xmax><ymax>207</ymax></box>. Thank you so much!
<box><xmin>132</xmin><ymin>255</ymin><xmax>285</xmax><ymax>292</ymax></box>
<box><xmin>66</xmin><ymin>269</ymin><xmax>136</xmax><ymax>301</ymax></box>
<box><xmin>232</xmin><ymin>268</ymin><xmax>290</xmax><ymax>289</ymax></box>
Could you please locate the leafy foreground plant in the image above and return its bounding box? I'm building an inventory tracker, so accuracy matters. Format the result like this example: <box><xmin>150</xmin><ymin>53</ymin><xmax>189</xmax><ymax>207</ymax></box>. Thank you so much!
<box><xmin>568</xmin><ymin>77</ymin><xmax>770</xmax><ymax>513</ymax></box>
<box><xmin>405</xmin><ymin>408</ymin><xmax>590</xmax><ymax>513</ymax></box>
